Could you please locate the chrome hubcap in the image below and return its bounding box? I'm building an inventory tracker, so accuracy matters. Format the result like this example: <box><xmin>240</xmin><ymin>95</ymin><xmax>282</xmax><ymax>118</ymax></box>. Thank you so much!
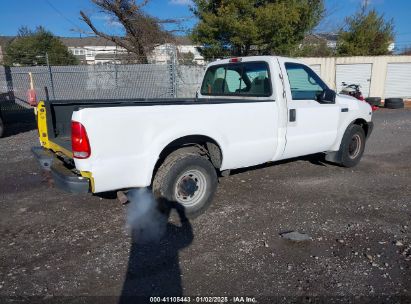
<box><xmin>175</xmin><ymin>169</ymin><xmax>207</xmax><ymax>207</ymax></box>
<box><xmin>348</xmin><ymin>134</ymin><xmax>361</xmax><ymax>159</ymax></box>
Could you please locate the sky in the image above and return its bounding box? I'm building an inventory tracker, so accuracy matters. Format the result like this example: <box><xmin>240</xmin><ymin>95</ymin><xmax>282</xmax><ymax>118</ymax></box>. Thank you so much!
<box><xmin>0</xmin><ymin>0</ymin><xmax>410</xmax><ymax>52</ymax></box>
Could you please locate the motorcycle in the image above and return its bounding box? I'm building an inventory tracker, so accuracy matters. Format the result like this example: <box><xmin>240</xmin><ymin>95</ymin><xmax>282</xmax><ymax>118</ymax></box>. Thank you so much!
<box><xmin>339</xmin><ymin>82</ymin><xmax>379</xmax><ymax>111</ymax></box>
<box><xmin>339</xmin><ymin>82</ymin><xmax>364</xmax><ymax>100</ymax></box>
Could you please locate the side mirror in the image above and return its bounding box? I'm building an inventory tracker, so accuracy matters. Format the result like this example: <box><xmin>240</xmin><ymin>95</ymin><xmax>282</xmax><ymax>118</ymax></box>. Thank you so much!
<box><xmin>317</xmin><ymin>89</ymin><xmax>336</xmax><ymax>104</ymax></box>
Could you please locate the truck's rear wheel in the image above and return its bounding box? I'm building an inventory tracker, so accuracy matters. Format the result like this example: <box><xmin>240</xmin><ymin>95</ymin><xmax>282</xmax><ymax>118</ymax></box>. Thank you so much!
<box><xmin>153</xmin><ymin>150</ymin><xmax>218</xmax><ymax>219</ymax></box>
<box><xmin>339</xmin><ymin>124</ymin><xmax>366</xmax><ymax>168</ymax></box>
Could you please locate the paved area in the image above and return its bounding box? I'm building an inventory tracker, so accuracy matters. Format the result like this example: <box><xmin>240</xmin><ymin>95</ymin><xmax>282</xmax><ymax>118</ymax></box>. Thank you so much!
<box><xmin>0</xmin><ymin>108</ymin><xmax>410</xmax><ymax>303</ymax></box>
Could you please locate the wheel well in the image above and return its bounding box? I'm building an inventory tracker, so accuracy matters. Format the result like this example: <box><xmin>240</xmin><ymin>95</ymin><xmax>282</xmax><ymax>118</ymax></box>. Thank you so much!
<box><xmin>153</xmin><ymin>135</ymin><xmax>223</xmax><ymax>181</ymax></box>
<box><xmin>353</xmin><ymin>119</ymin><xmax>369</xmax><ymax>137</ymax></box>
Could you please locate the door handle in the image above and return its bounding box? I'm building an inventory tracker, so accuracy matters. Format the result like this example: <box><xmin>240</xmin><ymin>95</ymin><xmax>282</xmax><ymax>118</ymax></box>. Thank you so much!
<box><xmin>289</xmin><ymin>109</ymin><xmax>296</xmax><ymax>122</ymax></box>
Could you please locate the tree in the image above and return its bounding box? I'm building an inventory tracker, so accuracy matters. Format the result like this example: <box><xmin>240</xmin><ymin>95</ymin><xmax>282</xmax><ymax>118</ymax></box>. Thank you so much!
<box><xmin>191</xmin><ymin>0</ymin><xmax>324</xmax><ymax>59</ymax></box>
<box><xmin>178</xmin><ymin>51</ymin><xmax>196</xmax><ymax>65</ymax></box>
<box><xmin>80</xmin><ymin>0</ymin><xmax>172</xmax><ymax>63</ymax></box>
<box><xmin>337</xmin><ymin>7</ymin><xmax>394</xmax><ymax>56</ymax></box>
<box><xmin>4</xmin><ymin>26</ymin><xmax>78</xmax><ymax>66</ymax></box>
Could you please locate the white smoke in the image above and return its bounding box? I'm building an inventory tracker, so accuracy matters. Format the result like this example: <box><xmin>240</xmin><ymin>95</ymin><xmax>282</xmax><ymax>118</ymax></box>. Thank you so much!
<box><xmin>125</xmin><ymin>188</ymin><xmax>168</xmax><ymax>244</ymax></box>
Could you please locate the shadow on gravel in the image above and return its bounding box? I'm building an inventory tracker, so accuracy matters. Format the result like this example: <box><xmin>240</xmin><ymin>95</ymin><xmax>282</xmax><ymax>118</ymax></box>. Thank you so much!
<box><xmin>230</xmin><ymin>153</ymin><xmax>332</xmax><ymax>176</ymax></box>
<box><xmin>1</xmin><ymin>108</ymin><xmax>36</xmax><ymax>137</ymax></box>
<box><xmin>95</xmin><ymin>191</ymin><xmax>119</xmax><ymax>200</ymax></box>
<box><xmin>119</xmin><ymin>194</ymin><xmax>193</xmax><ymax>302</ymax></box>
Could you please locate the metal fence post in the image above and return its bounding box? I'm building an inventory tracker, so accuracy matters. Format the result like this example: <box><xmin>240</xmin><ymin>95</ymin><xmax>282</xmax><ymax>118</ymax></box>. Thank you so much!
<box><xmin>114</xmin><ymin>61</ymin><xmax>118</xmax><ymax>89</ymax></box>
<box><xmin>172</xmin><ymin>45</ymin><xmax>177</xmax><ymax>98</ymax></box>
<box><xmin>168</xmin><ymin>45</ymin><xmax>177</xmax><ymax>98</ymax></box>
<box><xmin>46</xmin><ymin>52</ymin><xmax>56</xmax><ymax>99</ymax></box>
<box><xmin>3</xmin><ymin>66</ymin><xmax>16</xmax><ymax>110</ymax></box>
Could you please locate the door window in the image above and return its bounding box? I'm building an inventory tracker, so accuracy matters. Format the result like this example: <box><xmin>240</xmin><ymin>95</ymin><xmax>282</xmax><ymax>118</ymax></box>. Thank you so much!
<box><xmin>285</xmin><ymin>63</ymin><xmax>327</xmax><ymax>100</ymax></box>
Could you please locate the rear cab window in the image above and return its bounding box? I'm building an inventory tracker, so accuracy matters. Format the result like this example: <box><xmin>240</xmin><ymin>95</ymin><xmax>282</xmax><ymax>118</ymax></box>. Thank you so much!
<box><xmin>201</xmin><ymin>61</ymin><xmax>272</xmax><ymax>97</ymax></box>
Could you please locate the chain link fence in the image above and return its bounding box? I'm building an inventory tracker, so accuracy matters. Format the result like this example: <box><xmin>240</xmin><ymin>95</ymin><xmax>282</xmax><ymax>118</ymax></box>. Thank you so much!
<box><xmin>0</xmin><ymin>55</ymin><xmax>206</xmax><ymax>113</ymax></box>
<box><xmin>177</xmin><ymin>65</ymin><xmax>206</xmax><ymax>98</ymax></box>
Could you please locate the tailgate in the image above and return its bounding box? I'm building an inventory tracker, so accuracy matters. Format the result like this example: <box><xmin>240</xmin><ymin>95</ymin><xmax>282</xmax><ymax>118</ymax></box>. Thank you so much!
<box><xmin>36</xmin><ymin>101</ymin><xmax>73</xmax><ymax>158</ymax></box>
<box><xmin>34</xmin><ymin>100</ymin><xmax>94</xmax><ymax>193</ymax></box>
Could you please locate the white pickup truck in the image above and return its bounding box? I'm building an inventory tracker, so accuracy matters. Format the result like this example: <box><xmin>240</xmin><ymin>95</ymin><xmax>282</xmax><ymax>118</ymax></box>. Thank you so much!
<box><xmin>32</xmin><ymin>56</ymin><xmax>373</xmax><ymax>218</ymax></box>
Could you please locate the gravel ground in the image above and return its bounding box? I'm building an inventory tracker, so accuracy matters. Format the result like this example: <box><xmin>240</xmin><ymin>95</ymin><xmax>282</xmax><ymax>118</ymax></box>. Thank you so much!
<box><xmin>0</xmin><ymin>108</ymin><xmax>410</xmax><ymax>303</ymax></box>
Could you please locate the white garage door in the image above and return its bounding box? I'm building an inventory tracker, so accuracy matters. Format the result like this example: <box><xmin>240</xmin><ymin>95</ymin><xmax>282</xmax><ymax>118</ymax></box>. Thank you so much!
<box><xmin>385</xmin><ymin>63</ymin><xmax>411</xmax><ymax>98</ymax></box>
<box><xmin>336</xmin><ymin>64</ymin><xmax>372</xmax><ymax>97</ymax></box>
<box><xmin>310</xmin><ymin>64</ymin><xmax>321</xmax><ymax>76</ymax></box>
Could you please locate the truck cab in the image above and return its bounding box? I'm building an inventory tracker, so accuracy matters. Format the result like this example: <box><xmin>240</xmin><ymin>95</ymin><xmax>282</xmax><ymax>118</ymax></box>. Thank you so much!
<box><xmin>198</xmin><ymin>56</ymin><xmax>372</xmax><ymax>161</ymax></box>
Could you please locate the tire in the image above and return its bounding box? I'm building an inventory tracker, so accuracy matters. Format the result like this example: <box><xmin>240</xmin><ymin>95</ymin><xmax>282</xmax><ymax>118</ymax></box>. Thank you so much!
<box><xmin>339</xmin><ymin>124</ymin><xmax>366</xmax><ymax>168</ymax></box>
<box><xmin>365</xmin><ymin>97</ymin><xmax>381</xmax><ymax>106</ymax></box>
<box><xmin>384</xmin><ymin>98</ymin><xmax>404</xmax><ymax>109</ymax></box>
<box><xmin>152</xmin><ymin>150</ymin><xmax>218</xmax><ymax>219</ymax></box>
<box><xmin>386</xmin><ymin>103</ymin><xmax>404</xmax><ymax>109</ymax></box>
<box><xmin>385</xmin><ymin>98</ymin><xmax>403</xmax><ymax>103</ymax></box>
<box><xmin>385</xmin><ymin>102</ymin><xmax>404</xmax><ymax>109</ymax></box>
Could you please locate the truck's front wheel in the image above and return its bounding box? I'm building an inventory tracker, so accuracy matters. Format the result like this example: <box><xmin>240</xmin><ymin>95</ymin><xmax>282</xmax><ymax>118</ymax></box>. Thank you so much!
<box><xmin>339</xmin><ymin>124</ymin><xmax>366</xmax><ymax>168</ymax></box>
<box><xmin>153</xmin><ymin>151</ymin><xmax>218</xmax><ymax>219</ymax></box>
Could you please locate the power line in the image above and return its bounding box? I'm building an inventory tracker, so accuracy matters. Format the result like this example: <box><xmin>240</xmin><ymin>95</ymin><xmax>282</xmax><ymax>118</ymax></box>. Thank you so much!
<box><xmin>44</xmin><ymin>0</ymin><xmax>83</xmax><ymax>31</ymax></box>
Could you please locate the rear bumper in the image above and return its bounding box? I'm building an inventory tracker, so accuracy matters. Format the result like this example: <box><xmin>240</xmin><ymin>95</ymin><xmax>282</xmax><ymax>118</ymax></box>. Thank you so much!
<box><xmin>31</xmin><ymin>146</ymin><xmax>90</xmax><ymax>194</ymax></box>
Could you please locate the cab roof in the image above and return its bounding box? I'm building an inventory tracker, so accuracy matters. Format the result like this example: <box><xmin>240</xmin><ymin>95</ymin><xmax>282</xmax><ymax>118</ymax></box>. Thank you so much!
<box><xmin>207</xmin><ymin>55</ymin><xmax>303</xmax><ymax>67</ymax></box>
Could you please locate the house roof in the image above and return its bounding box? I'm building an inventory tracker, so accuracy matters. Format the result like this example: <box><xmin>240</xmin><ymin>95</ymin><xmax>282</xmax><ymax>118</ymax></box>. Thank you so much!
<box><xmin>315</xmin><ymin>33</ymin><xmax>339</xmax><ymax>42</ymax></box>
<box><xmin>0</xmin><ymin>35</ymin><xmax>120</xmax><ymax>48</ymax></box>
<box><xmin>1</xmin><ymin>35</ymin><xmax>196</xmax><ymax>49</ymax></box>
<box><xmin>305</xmin><ymin>33</ymin><xmax>338</xmax><ymax>42</ymax></box>
<box><xmin>60</xmin><ymin>37</ymin><xmax>119</xmax><ymax>47</ymax></box>
<box><xmin>301</xmin><ymin>33</ymin><xmax>339</xmax><ymax>47</ymax></box>
<box><xmin>174</xmin><ymin>36</ymin><xmax>194</xmax><ymax>45</ymax></box>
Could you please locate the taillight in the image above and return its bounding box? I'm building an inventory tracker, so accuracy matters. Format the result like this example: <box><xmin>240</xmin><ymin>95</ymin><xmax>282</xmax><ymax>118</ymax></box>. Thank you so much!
<box><xmin>71</xmin><ymin>121</ymin><xmax>91</xmax><ymax>159</ymax></box>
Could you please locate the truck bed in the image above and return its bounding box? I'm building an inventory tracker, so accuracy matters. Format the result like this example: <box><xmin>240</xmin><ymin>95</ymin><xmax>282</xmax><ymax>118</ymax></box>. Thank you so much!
<box><xmin>45</xmin><ymin>98</ymin><xmax>195</xmax><ymax>156</ymax></box>
<box><xmin>43</xmin><ymin>97</ymin><xmax>266</xmax><ymax>157</ymax></box>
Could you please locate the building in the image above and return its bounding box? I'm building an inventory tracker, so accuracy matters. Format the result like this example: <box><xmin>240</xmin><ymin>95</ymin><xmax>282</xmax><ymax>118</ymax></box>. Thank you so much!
<box><xmin>176</xmin><ymin>36</ymin><xmax>205</xmax><ymax>65</ymax></box>
<box><xmin>60</xmin><ymin>37</ymin><xmax>128</xmax><ymax>65</ymax></box>
<box><xmin>301</xmin><ymin>55</ymin><xmax>411</xmax><ymax>98</ymax></box>
<box><xmin>301</xmin><ymin>33</ymin><xmax>339</xmax><ymax>50</ymax></box>
<box><xmin>302</xmin><ymin>33</ymin><xmax>395</xmax><ymax>53</ymax></box>
<box><xmin>61</xmin><ymin>36</ymin><xmax>205</xmax><ymax>65</ymax></box>
<box><xmin>151</xmin><ymin>36</ymin><xmax>205</xmax><ymax>65</ymax></box>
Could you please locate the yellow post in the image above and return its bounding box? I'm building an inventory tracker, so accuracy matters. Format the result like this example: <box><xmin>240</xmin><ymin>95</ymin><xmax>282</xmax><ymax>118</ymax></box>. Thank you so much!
<box><xmin>36</xmin><ymin>101</ymin><xmax>50</xmax><ymax>148</ymax></box>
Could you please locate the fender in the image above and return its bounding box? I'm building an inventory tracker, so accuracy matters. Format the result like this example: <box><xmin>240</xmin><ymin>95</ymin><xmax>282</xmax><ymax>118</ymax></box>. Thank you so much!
<box><xmin>143</xmin><ymin>132</ymin><xmax>226</xmax><ymax>186</ymax></box>
<box><xmin>326</xmin><ymin>118</ymin><xmax>370</xmax><ymax>163</ymax></box>
<box><xmin>329</xmin><ymin>97</ymin><xmax>372</xmax><ymax>152</ymax></box>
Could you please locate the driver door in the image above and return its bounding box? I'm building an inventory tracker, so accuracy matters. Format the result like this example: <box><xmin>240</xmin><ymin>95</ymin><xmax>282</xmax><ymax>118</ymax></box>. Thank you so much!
<box><xmin>281</xmin><ymin>62</ymin><xmax>340</xmax><ymax>159</ymax></box>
